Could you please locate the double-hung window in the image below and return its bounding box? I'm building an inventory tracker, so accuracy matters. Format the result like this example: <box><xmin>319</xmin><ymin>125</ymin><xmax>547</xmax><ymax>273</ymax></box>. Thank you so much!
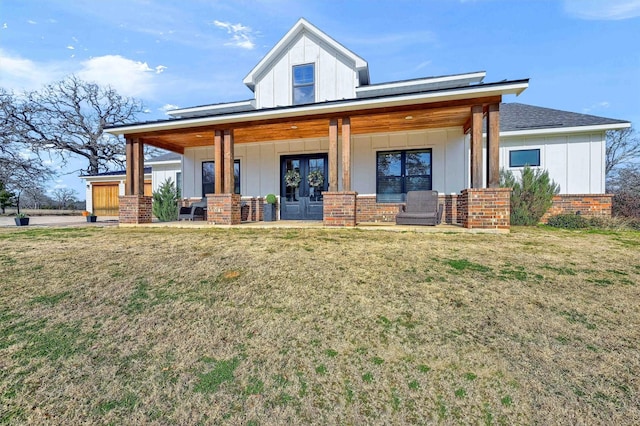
<box><xmin>376</xmin><ymin>149</ymin><xmax>432</xmax><ymax>203</ymax></box>
<box><xmin>293</xmin><ymin>64</ymin><xmax>315</xmax><ymax>105</ymax></box>
<box><xmin>202</xmin><ymin>160</ymin><xmax>240</xmax><ymax>196</ymax></box>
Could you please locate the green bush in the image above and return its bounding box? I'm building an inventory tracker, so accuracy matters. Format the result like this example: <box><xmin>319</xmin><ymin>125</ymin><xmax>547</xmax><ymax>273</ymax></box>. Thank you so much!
<box><xmin>152</xmin><ymin>178</ymin><xmax>180</xmax><ymax>222</ymax></box>
<box><xmin>500</xmin><ymin>166</ymin><xmax>560</xmax><ymax>226</ymax></box>
<box><xmin>546</xmin><ymin>214</ymin><xmax>591</xmax><ymax>229</ymax></box>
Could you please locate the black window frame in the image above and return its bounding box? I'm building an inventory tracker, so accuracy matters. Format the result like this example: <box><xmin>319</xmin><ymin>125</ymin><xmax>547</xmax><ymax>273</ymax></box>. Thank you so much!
<box><xmin>376</xmin><ymin>149</ymin><xmax>432</xmax><ymax>203</ymax></box>
<box><xmin>292</xmin><ymin>63</ymin><xmax>315</xmax><ymax>105</ymax></box>
<box><xmin>509</xmin><ymin>149</ymin><xmax>540</xmax><ymax>167</ymax></box>
<box><xmin>202</xmin><ymin>160</ymin><xmax>240</xmax><ymax>196</ymax></box>
<box><xmin>175</xmin><ymin>171</ymin><xmax>182</xmax><ymax>197</ymax></box>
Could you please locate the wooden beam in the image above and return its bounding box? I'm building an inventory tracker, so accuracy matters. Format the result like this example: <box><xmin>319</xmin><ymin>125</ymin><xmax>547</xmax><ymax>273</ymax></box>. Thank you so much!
<box><xmin>329</xmin><ymin>119</ymin><xmax>338</xmax><ymax>192</ymax></box>
<box><xmin>131</xmin><ymin>138</ymin><xmax>145</xmax><ymax>195</ymax></box>
<box><xmin>487</xmin><ymin>103</ymin><xmax>500</xmax><ymax>188</ymax></box>
<box><xmin>125</xmin><ymin>137</ymin><xmax>134</xmax><ymax>196</ymax></box>
<box><xmin>223</xmin><ymin>129</ymin><xmax>234</xmax><ymax>194</ymax></box>
<box><xmin>471</xmin><ymin>105</ymin><xmax>483</xmax><ymax>189</ymax></box>
<box><xmin>341</xmin><ymin>117</ymin><xmax>351</xmax><ymax>191</ymax></box>
<box><xmin>214</xmin><ymin>130</ymin><xmax>223</xmax><ymax>194</ymax></box>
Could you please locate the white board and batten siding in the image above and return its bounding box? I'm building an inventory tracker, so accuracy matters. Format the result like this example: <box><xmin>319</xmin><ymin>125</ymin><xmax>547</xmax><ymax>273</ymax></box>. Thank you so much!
<box><xmin>254</xmin><ymin>31</ymin><xmax>358</xmax><ymax>109</ymax></box>
<box><xmin>352</xmin><ymin>128</ymin><xmax>467</xmax><ymax>196</ymax></box>
<box><xmin>151</xmin><ymin>163</ymin><xmax>181</xmax><ymax>193</ymax></box>
<box><xmin>500</xmin><ymin>131</ymin><xmax>606</xmax><ymax>194</ymax></box>
<box><xmin>181</xmin><ymin>128</ymin><xmax>467</xmax><ymax>199</ymax></box>
<box><xmin>182</xmin><ymin>139</ymin><xmax>330</xmax><ymax>199</ymax></box>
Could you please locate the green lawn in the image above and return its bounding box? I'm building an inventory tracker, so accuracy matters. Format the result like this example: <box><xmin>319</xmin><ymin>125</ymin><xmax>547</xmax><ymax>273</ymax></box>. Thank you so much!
<box><xmin>1</xmin><ymin>226</ymin><xmax>639</xmax><ymax>424</ymax></box>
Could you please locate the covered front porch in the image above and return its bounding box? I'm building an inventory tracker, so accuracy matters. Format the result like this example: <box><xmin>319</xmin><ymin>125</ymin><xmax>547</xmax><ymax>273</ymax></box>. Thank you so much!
<box><xmin>114</xmin><ymin>93</ymin><xmax>516</xmax><ymax>230</ymax></box>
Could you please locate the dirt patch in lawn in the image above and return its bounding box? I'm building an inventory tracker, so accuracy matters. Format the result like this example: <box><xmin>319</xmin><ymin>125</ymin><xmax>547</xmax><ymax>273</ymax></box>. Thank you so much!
<box><xmin>1</xmin><ymin>226</ymin><xmax>639</xmax><ymax>424</ymax></box>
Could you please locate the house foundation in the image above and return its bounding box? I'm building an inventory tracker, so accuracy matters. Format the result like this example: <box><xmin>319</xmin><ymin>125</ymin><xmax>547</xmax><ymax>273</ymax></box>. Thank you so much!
<box><xmin>541</xmin><ymin>194</ymin><xmax>613</xmax><ymax>222</ymax></box>
<box><xmin>119</xmin><ymin>195</ymin><xmax>152</xmax><ymax>224</ymax></box>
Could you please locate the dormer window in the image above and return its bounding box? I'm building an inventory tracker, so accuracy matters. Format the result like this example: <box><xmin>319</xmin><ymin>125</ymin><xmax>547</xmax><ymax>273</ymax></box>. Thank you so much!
<box><xmin>293</xmin><ymin>64</ymin><xmax>315</xmax><ymax>105</ymax></box>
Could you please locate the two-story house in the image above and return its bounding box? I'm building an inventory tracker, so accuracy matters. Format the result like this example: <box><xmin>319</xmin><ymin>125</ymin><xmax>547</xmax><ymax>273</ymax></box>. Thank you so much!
<box><xmin>106</xmin><ymin>18</ymin><xmax>630</xmax><ymax>228</ymax></box>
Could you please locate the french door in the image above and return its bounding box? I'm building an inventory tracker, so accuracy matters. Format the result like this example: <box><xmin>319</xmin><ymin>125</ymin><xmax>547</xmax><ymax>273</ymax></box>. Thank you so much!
<box><xmin>280</xmin><ymin>154</ymin><xmax>328</xmax><ymax>220</ymax></box>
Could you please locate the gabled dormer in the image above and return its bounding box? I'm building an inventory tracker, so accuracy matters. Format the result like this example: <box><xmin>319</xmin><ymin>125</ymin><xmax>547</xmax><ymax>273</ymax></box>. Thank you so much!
<box><xmin>243</xmin><ymin>18</ymin><xmax>369</xmax><ymax>109</ymax></box>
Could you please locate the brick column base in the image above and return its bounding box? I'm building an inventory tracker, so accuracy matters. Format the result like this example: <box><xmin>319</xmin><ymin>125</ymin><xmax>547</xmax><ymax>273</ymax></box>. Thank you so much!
<box><xmin>444</xmin><ymin>194</ymin><xmax>461</xmax><ymax>225</ymax></box>
<box><xmin>207</xmin><ymin>194</ymin><xmax>241</xmax><ymax>225</ymax></box>
<box><xmin>247</xmin><ymin>197</ymin><xmax>264</xmax><ymax>221</ymax></box>
<box><xmin>119</xmin><ymin>195</ymin><xmax>152</xmax><ymax>224</ymax></box>
<box><xmin>323</xmin><ymin>191</ymin><xmax>357</xmax><ymax>227</ymax></box>
<box><xmin>460</xmin><ymin>188</ymin><xmax>511</xmax><ymax>230</ymax></box>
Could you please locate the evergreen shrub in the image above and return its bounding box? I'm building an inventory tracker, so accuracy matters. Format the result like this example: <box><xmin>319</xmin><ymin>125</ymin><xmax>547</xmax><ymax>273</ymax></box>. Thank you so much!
<box><xmin>500</xmin><ymin>165</ymin><xmax>560</xmax><ymax>226</ymax></box>
<box><xmin>152</xmin><ymin>178</ymin><xmax>180</xmax><ymax>222</ymax></box>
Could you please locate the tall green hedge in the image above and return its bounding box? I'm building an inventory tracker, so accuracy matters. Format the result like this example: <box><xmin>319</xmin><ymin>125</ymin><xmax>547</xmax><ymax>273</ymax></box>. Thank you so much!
<box><xmin>152</xmin><ymin>178</ymin><xmax>180</xmax><ymax>222</ymax></box>
<box><xmin>500</xmin><ymin>166</ymin><xmax>560</xmax><ymax>226</ymax></box>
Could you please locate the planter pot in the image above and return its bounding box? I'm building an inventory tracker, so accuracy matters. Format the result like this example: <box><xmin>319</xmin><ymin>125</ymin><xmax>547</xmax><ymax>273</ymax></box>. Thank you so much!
<box><xmin>87</xmin><ymin>216</ymin><xmax>97</xmax><ymax>222</ymax></box>
<box><xmin>263</xmin><ymin>204</ymin><xmax>276</xmax><ymax>222</ymax></box>
<box><xmin>15</xmin><ymin>217</ymin><xmax>29</xmax><ymax>226</ymax></box>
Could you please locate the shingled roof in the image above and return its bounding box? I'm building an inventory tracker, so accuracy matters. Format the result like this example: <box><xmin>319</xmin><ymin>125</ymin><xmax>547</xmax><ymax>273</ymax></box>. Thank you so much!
<box><xmin>500</xmin><ymin>103</ymin><xmax>629</xmax><ymax>132</ymax></box>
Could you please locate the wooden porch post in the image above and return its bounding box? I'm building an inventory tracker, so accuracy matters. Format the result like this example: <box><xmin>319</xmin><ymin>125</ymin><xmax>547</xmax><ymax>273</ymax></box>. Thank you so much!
<box><xmin>329</xmin><ymin>118</ymin><xmax>338</xmax><ymax>192</ymax></box>
<box><xmin>487</xmin><ymin>103</ymin><xmax>500</xmax><ymax>188</ymax></box>
<box><xmin>132</xmin><ymin>138</ymin><xmax>144</xmax><ymax>195</ymax></box>
<box><xmin>125</xmin><ymin>137</ymin><xmax>134</xmax><ymax>196</ymax></box>
<box><xmin>341</xmin><ymin>117</ymin><xmax>351</xmax><ymax>191</ymax></box>
<box><xmin>223</xmin><ymin>129</ymin><xmax>234</xmax><ymax>193</ymax></box>
<box><xmin>214</xmin><ymin>130</ymin><xmax>224</xmax><ymax>194</ymax></box>
<box><xmin>470</xmin><ymin>105</ymin><xmax>484</xmax><ymax>189</ymax></box>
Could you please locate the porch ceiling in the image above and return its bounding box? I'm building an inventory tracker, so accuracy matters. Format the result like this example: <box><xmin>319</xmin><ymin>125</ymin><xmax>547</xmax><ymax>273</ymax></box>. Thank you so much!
<box><xmin>133</xmin><ymin>96</ymin><xmax>500</xmax><ymax>153</ymax></box>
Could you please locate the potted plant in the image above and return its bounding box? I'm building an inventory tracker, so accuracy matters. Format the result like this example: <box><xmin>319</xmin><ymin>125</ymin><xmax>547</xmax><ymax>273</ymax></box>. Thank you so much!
<box><xmin>14</xmin><ymin>213</ymin><xmax>29</xmax><ymax>226</ymax></box>
<box><xmin>263</xmin><ymin>194</ymin><xmax>277</xmax><ymax>222</ymax></box>
<box><xmin>86</xmin><ymin>212</ymin><xmax>97</xmax><ymax>222</ymax></box>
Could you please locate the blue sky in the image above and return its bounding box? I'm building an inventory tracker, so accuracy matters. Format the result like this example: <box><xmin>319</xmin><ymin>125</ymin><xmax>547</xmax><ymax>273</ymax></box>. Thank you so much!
<box><xmin>1</xmin><ymin>0</ymin><xmax>639</xmax><ymax>199</ymax></box>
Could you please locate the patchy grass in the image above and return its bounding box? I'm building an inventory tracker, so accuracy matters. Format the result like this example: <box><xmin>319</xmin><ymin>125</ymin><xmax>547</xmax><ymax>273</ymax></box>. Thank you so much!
<box><xmin>0</xmin><ymin>226</ymin><xmax>639</xmax><ymax>424</ymax></box>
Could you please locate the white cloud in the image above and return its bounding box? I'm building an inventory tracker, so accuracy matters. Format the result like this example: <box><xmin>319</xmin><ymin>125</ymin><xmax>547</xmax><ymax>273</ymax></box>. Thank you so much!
<box><xmin>77</xmin><ymin>55</ymin><xmax>162</xmax><ymax>98</ymax></box>
<box><xmin>564</xmin><ymin>0</ymin><xmax>640</xmax><ymax>20</ymax></box>
<box><xmin>67</xmin><ymin>45</ymin><xmax>75</xmax><ymax>50</ymax></box>
<box><xmin>0</xmin><ymin>50</ymin><xmax>164</xmax><ymax>99</ymax></box>
<box><xmin>160</xmin><ymin>104</ymin><xmax>179</xmax><ymax>113</ymax></box>
<box><xmin>2</xmin><ymin>23</ymin><xmax>7</xmax><ymax>29</ymax></box>
<box><xmin>27</xmin><ymin>20</ymin><xmax>37</xmax><ymax>25</ymax></box>
<box><xmin>583</xmin><ymin>101</ymin><xmax>611</xmax><ymax>114</ymax></box>
<box><xmin>0</xmin><ymin>49</ymin><xmax>66</xmax><ymax>91</ymax></box>
<box><xmin>213</xmin><ymin>20</ymin><xmax>255</xmax><ymax>49</ymax></box>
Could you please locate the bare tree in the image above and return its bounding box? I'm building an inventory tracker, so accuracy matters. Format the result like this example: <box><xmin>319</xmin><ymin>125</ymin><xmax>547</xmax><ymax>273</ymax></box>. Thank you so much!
<box><xmin>52</xmin><ymin>188</ymin><xmax>78</xmax><ymax>210</ymax></box>
<box><xmin>1</xmin><ymin>89</ymin><xmax>54</xmax><ymax>212</ymax></box>
<box><xmin>606</xmin><ymin>127</ymin><xmax>640</xmax><ymax>176</ymax></box>
<box><xmin>8</xmin><ymin>75</ymin><xmax>145</xmax><ymax>175</ymax></box>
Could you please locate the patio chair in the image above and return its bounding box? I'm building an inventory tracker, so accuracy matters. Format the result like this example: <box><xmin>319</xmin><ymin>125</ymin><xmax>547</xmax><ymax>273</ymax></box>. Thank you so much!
<box><xmin>178</xmin><ymin>198</ymin><xmax>207</xmax><ymax>221</ymax></box>
<box><xmin>395</xmin><ymin>190</ymin><xmax>443</xmax><ymax>226</ymax></box>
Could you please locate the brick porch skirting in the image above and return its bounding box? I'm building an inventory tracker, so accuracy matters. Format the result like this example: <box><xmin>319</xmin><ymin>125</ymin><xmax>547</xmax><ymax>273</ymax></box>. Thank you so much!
<box><xmin>206</xmin><ymin>193</ymin><xmax>241</xmax><ymax>225</ymax></box>
<box><xmin>355</xmin><ymin>194</ymin><xmax>463</xmax><ymax>225</ymax></box>
<box><xmin>119</xmin><ymin>195</ymin><xmax>152</xmax><ymax>224</ymax></box>
<box><xmin>541</xmin><ymin>194</ymin><xmax>613</xmax><ymax>223</ymax></box>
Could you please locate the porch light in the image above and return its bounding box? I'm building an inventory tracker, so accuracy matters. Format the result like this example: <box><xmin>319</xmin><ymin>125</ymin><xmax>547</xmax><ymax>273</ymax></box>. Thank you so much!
<box><xmin>405</xmin><ymin>115</ymin><xmax>413</xmax><ymax>120</ymax></box>
<box><xmin>291</xmin><ymin>125</ymin><xmax>298</xmax><ymax>129</ymax></box>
